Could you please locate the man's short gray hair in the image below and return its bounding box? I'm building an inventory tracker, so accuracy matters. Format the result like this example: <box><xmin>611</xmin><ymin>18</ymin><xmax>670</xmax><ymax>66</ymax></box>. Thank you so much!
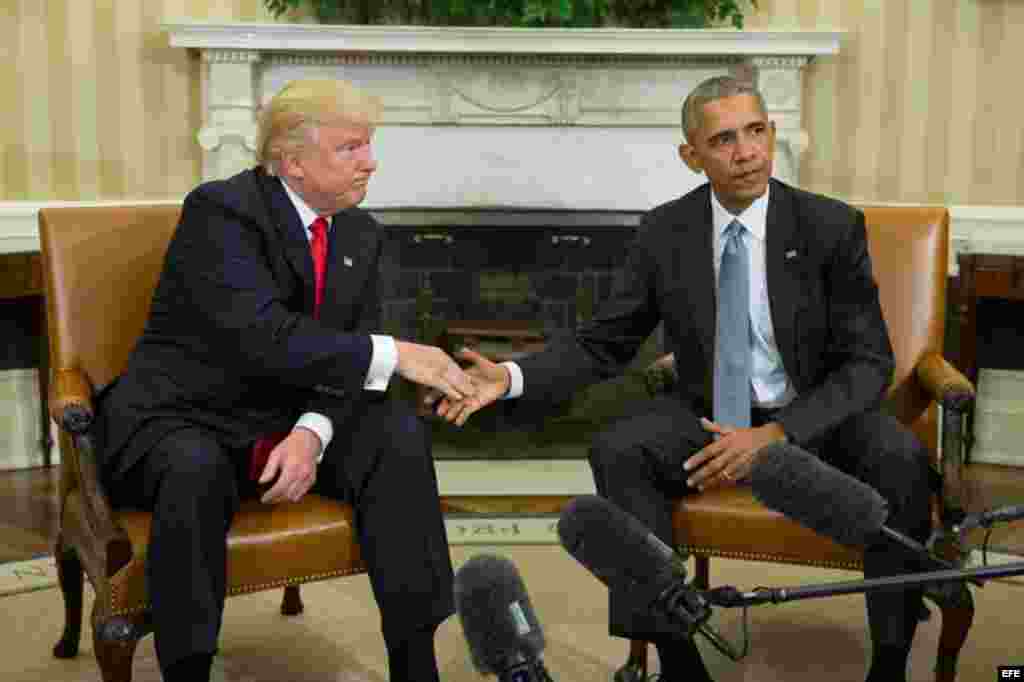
<box><xmin>681</xmin><ymin>76</ymin><xmax>767</xmax><ymax>142</ymax></box>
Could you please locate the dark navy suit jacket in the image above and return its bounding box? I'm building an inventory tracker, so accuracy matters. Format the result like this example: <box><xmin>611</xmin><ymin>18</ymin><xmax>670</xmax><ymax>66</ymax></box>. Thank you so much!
<box><xmin>515</xmin><ymin>179</ymin><xmax>895</xmax><ymax>447</ymax></box>
<box><xmin>96</xmin><ymin>167</ymin><xmax>383</xmax><ymax>479</ymax></box>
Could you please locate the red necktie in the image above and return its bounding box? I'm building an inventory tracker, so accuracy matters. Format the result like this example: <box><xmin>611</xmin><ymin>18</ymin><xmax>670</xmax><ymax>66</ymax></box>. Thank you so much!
<box><xmin>309</xmin><ymin>216</ymin><xmax>328</xmax><ymax>318</ymax></box>
<box><xmin>250</xmin><ymin>216</ymin><xmax>330</xmax><ymax>481</ymax></box>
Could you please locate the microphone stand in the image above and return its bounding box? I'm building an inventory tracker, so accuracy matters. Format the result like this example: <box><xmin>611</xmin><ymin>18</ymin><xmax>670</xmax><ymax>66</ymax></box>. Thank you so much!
<box><xmin>688</xmin><ymin>558</ymin><xmax>1024</xmax><ymax>665</ymax></box>
<box><xmin>705</xmin><ymin>560</ymin><xmax>1024</xmax><ymax>608</ymax></box>
<box><xmin>688</xmin><ymin>504</ymin><xmax>1024</xmax><ymax>666</ymax></box>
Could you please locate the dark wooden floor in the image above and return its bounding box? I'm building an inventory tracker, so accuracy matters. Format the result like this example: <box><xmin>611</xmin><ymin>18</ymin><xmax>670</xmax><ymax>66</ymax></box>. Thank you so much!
<box><xmin>2</xmin><ymin>463</ymin><xmax>1024</xmax><ymax>564</ymax></box>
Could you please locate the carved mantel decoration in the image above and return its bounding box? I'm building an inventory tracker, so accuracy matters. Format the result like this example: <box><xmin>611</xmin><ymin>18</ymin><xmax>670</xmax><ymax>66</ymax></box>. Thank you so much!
<box><xmin>166</xmin><ymin>22</ymin><xmax>841</xmax><ymax>210</ymax></box>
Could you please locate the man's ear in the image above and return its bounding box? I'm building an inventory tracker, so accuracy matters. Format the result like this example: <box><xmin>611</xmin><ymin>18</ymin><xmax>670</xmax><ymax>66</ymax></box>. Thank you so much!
<box><xmin>679</xmin><ymin>143</ymin><xmax>703</xmax><ymax>174</ymax></box>
<box><xmin>279</xmin><ymin>150</ymin><xmax>304</xmax><ymax>181</ymax></box>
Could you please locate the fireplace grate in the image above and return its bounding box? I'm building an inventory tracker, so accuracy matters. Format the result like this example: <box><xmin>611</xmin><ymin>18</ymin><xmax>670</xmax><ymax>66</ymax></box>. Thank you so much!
<box><xmin>371</xmin><ymin>208</ymin><xmax>662</xmax><ymax>460</ymax></box>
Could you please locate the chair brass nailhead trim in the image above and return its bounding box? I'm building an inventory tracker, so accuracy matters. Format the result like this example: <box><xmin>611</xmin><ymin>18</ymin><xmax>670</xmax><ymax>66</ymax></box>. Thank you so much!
<box><xmin>109</xmin><ymin>565</ymin><xmax>368</xmax><ymax>617</ymax></box>
<box><xmin>680</xmin><ymin>544</ymin><xmax>864</xmax><ymax>572</ymax></box>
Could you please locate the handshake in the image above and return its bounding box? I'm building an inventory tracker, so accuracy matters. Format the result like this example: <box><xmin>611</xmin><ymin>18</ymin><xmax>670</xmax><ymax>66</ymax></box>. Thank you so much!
<box><xmin>395</xmin><ymin>341</ymin><xmax>511</xmax><ymax>427</ymax></box>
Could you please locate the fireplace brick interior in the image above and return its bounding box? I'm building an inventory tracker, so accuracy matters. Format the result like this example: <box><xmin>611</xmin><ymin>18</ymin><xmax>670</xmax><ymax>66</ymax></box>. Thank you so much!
<box><xmin>373</xmin><ymin>208</ymin><xmax>663</xmax><ymax>459</ymax></box>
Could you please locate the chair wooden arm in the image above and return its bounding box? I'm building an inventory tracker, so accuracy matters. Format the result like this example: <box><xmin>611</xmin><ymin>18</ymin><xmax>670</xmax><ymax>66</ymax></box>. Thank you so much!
<box><xmin>644</xmin><ymin>352</ymin><xmax>677</xmax><ymax>396</ymax></box>
<box><xmin>915</xmin><ymin>353</ymin><xmax>976</xmax><ymax>411</ymax></box>
<box><xmin>914</xmin><ymin>354</ymin><xmax>976</xmax><ymax>527</ymax></box>
<box><xmin>49</xmin><ymin>367</ymin><xmax>95</xmax><ymax>434</ymax></box>
<box><xmin>49</xmin><ymin>368</ymin><xmax>134</xmax><ymax>578</ymax></box>
<box><xmin>68</xmin><ymin>433</ymin><xmax>134</xmax><ymax>578</ymax></box>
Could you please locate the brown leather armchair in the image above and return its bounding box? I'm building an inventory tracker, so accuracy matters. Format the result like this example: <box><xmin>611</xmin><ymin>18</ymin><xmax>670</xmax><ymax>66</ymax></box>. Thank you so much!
<box><xmin>624</xmin><ymin>206</ymin><xmax>977</xmax><ymax>682</ymax></box>
<box><xmin>40</xmin><ymin>205</ymin><xmax>367</xmax><ymax>682</ymax></box>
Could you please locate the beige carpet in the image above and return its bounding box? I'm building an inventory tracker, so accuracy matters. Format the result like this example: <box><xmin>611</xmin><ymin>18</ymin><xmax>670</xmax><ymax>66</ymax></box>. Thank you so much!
<box><xmin>2</xmin><ymin>545</ymin><xmax>1022</xmax><ymax>682</ymax></box>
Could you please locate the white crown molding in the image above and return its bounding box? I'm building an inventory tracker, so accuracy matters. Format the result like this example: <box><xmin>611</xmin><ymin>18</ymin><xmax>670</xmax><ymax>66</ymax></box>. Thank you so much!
<box><xmin>835</xmin><ymin>201</ymin><xmax>1024</xmax><ymax>275</ymax></box>
<box><xmin>165</xmin><ymin>21</ymin><xmax>843</xmax><ymax>57</ymax></box>
<box><xmin>950</xmin><ymin>204</ymin><xmax>1024</xmax><ymax>264</ymax></box>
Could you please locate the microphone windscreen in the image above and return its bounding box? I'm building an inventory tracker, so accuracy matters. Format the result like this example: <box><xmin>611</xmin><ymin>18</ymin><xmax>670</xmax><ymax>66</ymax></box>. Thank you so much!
<box><xmin>453</xmin><ymin>553</ymin><xmax>545</xmax><ymax>675</ymax></box>
<box><xmin>557</xmin><ymin>494</ymin><xmax>680</xmax><ymax>608</ymax></box>
<box><xmin>749</xmin><ymin>442</ymin><xmax>889</xmax><ymax>548</ymax></box>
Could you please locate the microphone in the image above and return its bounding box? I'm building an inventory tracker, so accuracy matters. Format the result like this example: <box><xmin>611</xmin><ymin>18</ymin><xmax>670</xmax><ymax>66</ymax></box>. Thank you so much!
<box><xmin>749</xmin><ymin>442</ymin><xmax>957</xmax><ymax>570</ymax></box>
<box><xmin>749</xmin><ymin>442</ymin><xmax>889</xmax><ymax>547</ymax></box>
<box><xmin>556</xmin><ymin>495</ymin><xmax>711</xmax><ymax>635</ymax></box>
<box><xmin>453</xmin><ymin>553</ymin><xmax>554</xmax><ymax>682</ymax></box>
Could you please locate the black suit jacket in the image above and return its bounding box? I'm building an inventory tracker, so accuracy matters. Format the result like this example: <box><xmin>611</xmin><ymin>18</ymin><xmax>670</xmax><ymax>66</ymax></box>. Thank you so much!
<box><xmin>96</xmin><ymin>167</ymin><xmax>384</xmax><ymax>479</ymax></box>
<box><xmin>516</xmin><ymin>179</ymin><xmax>895</xmax><ymax>447</ymax></box>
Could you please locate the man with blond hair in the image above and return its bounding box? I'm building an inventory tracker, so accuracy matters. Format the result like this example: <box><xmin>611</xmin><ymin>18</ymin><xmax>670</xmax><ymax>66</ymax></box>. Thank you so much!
<box><xmin>95</xmin><ymin>79</ymin><xmax>474</xmax><ymax>682</ymax></box>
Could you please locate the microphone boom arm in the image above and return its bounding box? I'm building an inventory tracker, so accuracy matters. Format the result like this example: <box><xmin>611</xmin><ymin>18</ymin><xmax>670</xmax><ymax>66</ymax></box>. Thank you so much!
<box><xmin>705</xmin><ymin>560</ymin><xmax>1024</xmax><ymax>608</ymax></box>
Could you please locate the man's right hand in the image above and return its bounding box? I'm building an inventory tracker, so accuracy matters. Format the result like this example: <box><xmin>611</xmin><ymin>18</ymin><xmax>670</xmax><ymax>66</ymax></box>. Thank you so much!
<box><xmin>394</xmin><ymin>340</ymin><xmax>478</xmax><ymax>402</ymax></box>
<box><xmin>430</xmin><ymin>348</ymin><xmax>511</xmax><ymax>427</ymax></box>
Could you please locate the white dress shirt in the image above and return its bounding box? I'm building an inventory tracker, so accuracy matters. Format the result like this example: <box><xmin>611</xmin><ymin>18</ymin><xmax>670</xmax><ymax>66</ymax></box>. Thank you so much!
<box><xmin>502</xmin><ymin>186</ymin><xmax>796</xmax><ymax>411</ymax></box>
<box><xmin>280</xmin><ymin>178</ymin><xmax>399</xmax><ymax>460</ymax></box>
<box><xmin>710</xmin><ymin>185</ymin><xmax>796</xmax><ymax>409</ymax></box>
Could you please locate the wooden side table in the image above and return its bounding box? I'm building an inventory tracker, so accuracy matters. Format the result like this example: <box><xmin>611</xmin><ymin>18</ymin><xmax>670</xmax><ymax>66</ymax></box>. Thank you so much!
<box><xmin>955</xmin><ymin>252</ymin><xmax>1024</xmax><ymax>460</ymax></box>
<box><xmin>0</xmin><ymin>252</ymin><xmax>52</xmax><ymax>463</ymax></box>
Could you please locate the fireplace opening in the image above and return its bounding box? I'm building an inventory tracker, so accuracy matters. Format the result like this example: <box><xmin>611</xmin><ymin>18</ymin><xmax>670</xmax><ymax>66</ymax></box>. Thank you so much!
<box><xmin>373</xmin><ymin>207</ymin><xmax>664</xmax><ymax>460</ymax></box>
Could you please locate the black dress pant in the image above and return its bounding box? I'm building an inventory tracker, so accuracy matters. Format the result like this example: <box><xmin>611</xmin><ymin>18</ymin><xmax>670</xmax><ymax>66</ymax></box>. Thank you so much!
<box><xmin>586</xmin><ymin>395</ymin><xmax>932</xmax><ymax>650</ymax></box>
<box><xmin>106</xmin><ymin>396</ymin><xmax>455</xmax><ymax>674</ymax></box>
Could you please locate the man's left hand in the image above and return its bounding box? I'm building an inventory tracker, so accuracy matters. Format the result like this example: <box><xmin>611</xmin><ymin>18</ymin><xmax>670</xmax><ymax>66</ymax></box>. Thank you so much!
<box><xmin>684</xmin><ymin>418</ymin><xmax>787</xmax><ymax>491</ymax></box>
<box><xmin>259</xmin><ymin>427</ymin><xmax>320</xmax><ymax>504</ymax></box>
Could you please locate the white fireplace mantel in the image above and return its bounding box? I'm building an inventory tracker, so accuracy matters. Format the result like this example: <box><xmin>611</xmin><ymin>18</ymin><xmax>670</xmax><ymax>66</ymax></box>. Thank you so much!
<box><xmin>165</xmin><ymin>21</ymin><xmax>842</xmax><ymax>56</ymax></box>
<box><xmin>165</xmin><ymin>21</ymin><xmax>841</xmax><ymax>210</ymax></box>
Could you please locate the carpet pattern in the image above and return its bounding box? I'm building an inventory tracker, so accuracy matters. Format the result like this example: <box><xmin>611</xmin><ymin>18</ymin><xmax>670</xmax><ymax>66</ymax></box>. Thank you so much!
<box><xmin>3</xmin><ymin>546</ymin><xmax>1023</xmax><ymax>682</ymax></box>
<box><xmin>0</xmin><ymin>556</ymin><xmax>57</xmax><ymax>597</ymax></box>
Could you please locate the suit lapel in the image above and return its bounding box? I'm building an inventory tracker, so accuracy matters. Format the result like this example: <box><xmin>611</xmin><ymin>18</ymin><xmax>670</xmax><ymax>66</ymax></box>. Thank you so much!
<box><xmin>319</xmin><ymin>211</ymin><xmax>376</xmax><ymax>328</ymax></box>
<box><xmin>765</xmin><ymin>180</ymin><xmax>806</xmax><ymax>380</ymax></box>
<box><xmin>689</xmin><ymin>191</ymin><xmax>716</xmax><ymax>363</ymax></box>
<box><xmin>258</xmin><ymin>172</ymin><xmax>317</xmax><ymax>313</ymax></box>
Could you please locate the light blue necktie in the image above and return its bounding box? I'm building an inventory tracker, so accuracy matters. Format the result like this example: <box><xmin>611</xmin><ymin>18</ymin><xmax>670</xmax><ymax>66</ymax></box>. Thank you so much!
<box><xmin>714</xmin><ymin>219</ymin><xmax>752</xmax><ymax>428</ymax></box>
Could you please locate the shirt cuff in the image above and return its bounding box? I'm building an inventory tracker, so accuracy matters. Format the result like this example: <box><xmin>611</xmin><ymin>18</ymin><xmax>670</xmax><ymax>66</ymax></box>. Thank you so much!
<box><xmin>294</xmin><ymin>412</ymin><xmax>333</xmax><ymax>463</ymax></box>
<box><xmin>501</xmin><ymin>361</ymin><xmax>524</xmax><ymax>399</ymax></box>
<box><xmin>365</xmin><ymin>334</ymin><xmax>398</xmax><ymax>391</ymax></box>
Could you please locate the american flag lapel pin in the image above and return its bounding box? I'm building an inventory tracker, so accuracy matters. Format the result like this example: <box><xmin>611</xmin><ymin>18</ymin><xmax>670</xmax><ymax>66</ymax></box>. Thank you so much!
<box><xmin>343</xmin><ymin>256</ymin><xmax>354</xmax><ymax>267</ymax></box>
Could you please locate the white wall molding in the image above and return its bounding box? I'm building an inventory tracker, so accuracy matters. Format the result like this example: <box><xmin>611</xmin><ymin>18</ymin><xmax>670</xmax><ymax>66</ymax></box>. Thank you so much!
<box><xmin>948</xmin><ymin>205</ymin><xmax>1024</xmax><ymax>275</ymax></box>
<box><xmin>0</xmin><ymin>200</ymin><xmax>181</xmax><ymax>255</ymax></box>
<box><xmin>5</xmin><ymin>200</ymin><xmax>1020</xmax><ymax>257</ymax></box>
<box><xmin>972</xmin><ymin>369</ymin><xmax>1024</xmax><ymax>467</ymax></box>
<box><xmin>0</xmin><ymin>369</ymin><xmax>57</xmax><ymax>471</ymax></box>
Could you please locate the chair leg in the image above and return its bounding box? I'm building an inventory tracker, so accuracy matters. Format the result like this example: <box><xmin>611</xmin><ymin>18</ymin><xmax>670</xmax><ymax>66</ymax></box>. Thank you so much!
<box><xmin>281</xmin><ymin>584</ymin><xmax>304</xmax><ymax>616</ymax></box>
<box><xmin>615</xmin><ymin>640</ymin><xmax>649</xmax><ymax>682</ymax></box>
<box><xmin>925</xmin><ymin>581</ymin><xmax>974</xmax><ymax>682</ymax></box>
<box><xmin>92</xmin><ymin>614</ymin><xmax>144</xmax><ymax>682</ymax></box>
<box><xmin>52</xmin><ymin>537</ymin><xmax>84</xmax><ymax>659</ymax></box>
<box><xmin>693</xmin><ymin>555</ymin><xmax>710</xmax><ymax>589</ymax></box>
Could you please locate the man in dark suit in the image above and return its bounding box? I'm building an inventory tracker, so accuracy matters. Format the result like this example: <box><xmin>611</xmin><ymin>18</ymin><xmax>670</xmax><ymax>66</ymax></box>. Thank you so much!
<box><xmin>431</xmin><ymin>76</ymin><xmax>932</xmax><ymax>681</ymax></box>
<box><xmin>95</xmin><ymin>79</ymin><xmax>477</xmax><ymax>682</ymax></box>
